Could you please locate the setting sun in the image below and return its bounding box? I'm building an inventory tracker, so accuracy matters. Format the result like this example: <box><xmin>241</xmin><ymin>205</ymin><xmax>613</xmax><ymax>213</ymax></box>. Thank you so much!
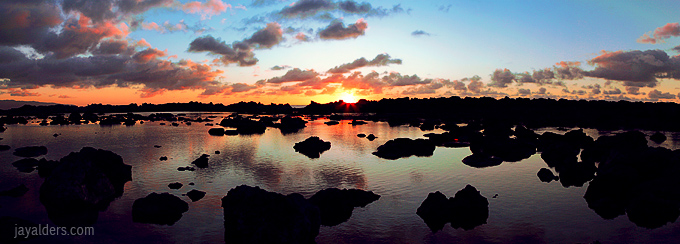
<box><xmin>340</xmin><ymin>92</ymin><xmax>358</xmax><ymax>103</ymax></box>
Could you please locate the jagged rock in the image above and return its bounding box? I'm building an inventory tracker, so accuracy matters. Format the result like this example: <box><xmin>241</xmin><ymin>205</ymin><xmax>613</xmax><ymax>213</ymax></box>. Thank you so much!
<box><xmin>537</xmin><ymin>168</ymin><xmax>558</xmax><ymax>183</ymax></box>
<box><xmin>168</xmin><ymin>182</ymin><xmax>183</xmax><ymax>189</ymax></box>
<box><xmin>650</xmin><ymin>132</ymin><xmax>667</xmax><ymax>144</ymax></box>
<box><xmin>132</xmin><ymin>193</ymin><xmax>189</xmax><ymax>225</ymax></box>
<box><xmin>308</xmin><ymin>188</ymin><xmax>380</xmax><ymax>226</ymax></box>
<box><xmin>186</xmin><ymin>189</ymin><xmax>206</xmax><ymax>202</ymax></box>
<box><xmin>416</xmin><ymin>185</ymin><xmax>489</xmax><ymax>232</ymax></box>
<box><xmin>222</xmin><ymin>185</ymin><xmax>320</xmax><ymax>244</ymax></box>
<box><xmin>293</xmin><ymin>137</ymin><xmax>331</xmax><ymax>159</ymax></box>
<box><xmin>12</xmin><ymin>158</ymin><xmax>39</xmax><ymax>173</ymax></box>
<box><xmin>13</xmin><ymin>146</ymin><xmax>47</xmax><ymax>157</ymax></box>
<box><xmin>39</xmin><ymin>147</ymin><xmax>132</xmax><ymax>227</ymax></box>
<box><xmin>0</xmin><ymin>184</ymin><xmax>29</xmax><ymax>197</ymax></box>
<box><xmin>208</xmin><ymin>128</ymin><xmax>225</xmax><ymax>136</ymax></box>
<box><xmin>462</xmin><ymin>154</ymin><xmax>502</xmax><ymax>168</ymax></box>
<box><xmin>372</xmin><ymin>138</ymin><xmax>435</xmax><ymax>160</ymax></box>
<box><xmin>191</xmin><ymin>154</ymin><xmax>210</xmax><ymax>168</ymax></box>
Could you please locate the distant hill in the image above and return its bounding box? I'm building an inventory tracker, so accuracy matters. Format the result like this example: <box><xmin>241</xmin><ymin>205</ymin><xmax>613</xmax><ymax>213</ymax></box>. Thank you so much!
<box><xmin>0</xmin><ymin>100</ymin><xmax>64</xmax><ymax>110</ymax></box>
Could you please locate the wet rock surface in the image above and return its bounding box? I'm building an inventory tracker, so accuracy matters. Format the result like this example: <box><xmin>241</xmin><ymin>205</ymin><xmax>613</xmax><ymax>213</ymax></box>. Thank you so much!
<box><xmin>373</xmin><ymin>138</ymin><xmax>435</xmax><ymax>160</ymax></box>
<box><xmin>132</xmin><ymin>193</ymin><xmax>189</xmax><ymax>225</ymax></box>
<box><xmin>416</xmin><ymin>185</ymin><xmax>489</xmax><ymax>232</ymax></box>
<box><xmin>293</xmin><ymin>137</ymin><xmax>331</xmax><ymax>158</ymax></box>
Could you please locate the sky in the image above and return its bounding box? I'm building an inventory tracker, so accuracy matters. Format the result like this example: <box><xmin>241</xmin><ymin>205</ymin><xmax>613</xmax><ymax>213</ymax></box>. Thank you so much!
<box><xmin>1</xmin><ymin>0</ymin><xmax>679</xmax><ymax>106</ymax></box>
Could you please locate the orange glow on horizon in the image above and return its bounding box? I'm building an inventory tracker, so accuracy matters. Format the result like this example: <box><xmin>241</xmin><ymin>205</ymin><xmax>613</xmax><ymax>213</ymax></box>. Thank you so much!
<box><xmin>339</xmin><ymin>92</ymin><xmax>358</xmax><ymax>103</ymax></box>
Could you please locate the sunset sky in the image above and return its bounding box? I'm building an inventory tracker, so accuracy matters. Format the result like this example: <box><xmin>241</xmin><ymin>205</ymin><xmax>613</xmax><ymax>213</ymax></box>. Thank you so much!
<box><xmin>1</xmin><ymin>0</ymin><xmax>679</xmax><ymax>106</ymax></box>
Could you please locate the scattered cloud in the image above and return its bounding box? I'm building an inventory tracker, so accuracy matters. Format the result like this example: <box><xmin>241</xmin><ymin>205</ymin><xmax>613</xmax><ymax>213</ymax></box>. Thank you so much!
<box><xmin>327</xmin><ymin>53</ymin><xmax>401</xmax><ymax>73</ymax></box>
<box><xmin>271</xmin><ymin>65</ymin><xmax>291</xmax><ymax>70</ymax></box>
<box><xmin>182</xmin><ymin>0</ymin><xmax>233</xmax><ymax>19</ymax></box>
<box><xmin>411</xmin><ymin>30</ymin><xmax>431</xmax><ymax>37</ymax></box>
<box><xmin>637</xmin><ymin>23</ymin><xmax>680</xmax><ymax>44</ymax></box>
<box><xmin>489</xmin><ymin>69</ymin><xmax>515</xmax><ymax>88</ymax></box>
<box><xmin>586</xmin><ymin>49</ymin><xmax>680</xmax><ymax>87</ymax></box>
<box><xmin>188</xmin><ymin>22</ymin><xmax>283</xmax><ymax>66</ymax></box>
<box><xmin>438</xmin><ymin>4</ymin><xmax>452</xmax><ymax>13</ymax></box>
<box><xmin>319</xmin><ymin>19</ymin><xmax>367</xmax><ymax>40</ymax></box>
<box><xmin>648</xmin><ymin>89</ymin><xmax>676</xmax><ymax>100</ymax></box>
<box><xmin>279</xmin><ymin>0</ymin><xmax>335</xmax><ymax>18</ymax></box>
<box><xmin>266</xmin><ymin>68</ymin><xmax>319</xmax><ymax>83</ymax></box>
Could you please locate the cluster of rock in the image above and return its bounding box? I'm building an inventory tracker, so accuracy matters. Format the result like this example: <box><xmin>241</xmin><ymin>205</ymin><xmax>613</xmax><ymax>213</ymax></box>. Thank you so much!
<box><xmin>416</xmin><ymin>185</ymin><xmax>489</xmax><ymax>232</ymax></box>
<box><xmin>293</xmin><ymin>137</ymin><xmax>331</xmax><ymax>158</ymax></box>
<box><xmin>372</xmin><ymin>138</ymin><xmax>435</xmax><ymax>160</ymax></box>
<box><xmin>221</xmin><ymin>185</ymin><xmax>380</xmax><ymax>243</ymax></box>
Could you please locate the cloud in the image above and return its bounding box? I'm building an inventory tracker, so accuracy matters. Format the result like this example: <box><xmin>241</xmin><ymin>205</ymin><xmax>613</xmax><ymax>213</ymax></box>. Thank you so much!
<box><xmin>319</xmin><ymin>19</ymin><xmax>367</xmax><ymax>40</ymax></box>
<box><xmin>327</xmin><ymin>53</ymin><xmax>401</xmax><ymax>73</ymax></box>
<box><xmin>602</xmin><ymin>88</ymin><xmax>622</xmax><ymax>95</ymax></box>
<box><xmin>637</xmin><ymin>23</ymin><xmax>680</xmax><ymax>44</ymax></box>
<box><xmin>229</xmin><ymin>83</ymin><xmax>259</xmax><ymax>93</ymax></box>
<box><xmin>554</xmin><ymin>61</ymin><xmax>584</xmax><ymax>80</ymax></box>
<box><xmin>489</xmin><ymin>69</ymin><xmax>515</xmax><ymax>88</ymax></box>
<box><xmin>450</xmin><ymin>80</ymin><xmax>467</xmax><ymax>91</ymax></box>
<box><xmin>411</xmin><ymin>30</ymin><xmax>431</xmax><ymax>36</ymax></box>
<box><xmin>626</xmin><ymin>86</ymin><xmax>641</xmax><ymax>95</ymax></box>
<box><xmin>266</xmin><ymin>68</ymin><xmax>319</xmax><ymax>83</ymax></box>
<box><xmin>341</xmin><ymin>71</ymin><xmax>386</xmax><ymax>93</ymax></box>
<box><xmin>517</xmin><ymin>88</ymin><xmax>531</xmax><ymax>96</ymax></box>
<box><xmin>271</xmin><ymin>65</ymin><xmax>291</xmax><ymax>70</ymax></box>
<box><xmin>7</xmin><ymin>88</ymin><xmax>41</xmax><ymax>97</ymax></box>
<box><xmin>62</xmin><ymin>0</ymin><xmax>173</xmax><ymax>23</ymax></box>
<box><xmin>673</xmin><ymin>45</ymin><xmax>680</xmax><ymax>52</ymax></box>
<box><xmin>586</xmin><ymin>49</ymin><xmax>680</xmax><ymax>87</ymax></box>
<box><xmin>0</xmin><ymin>2</ymin><xmax>62</xmax><ymax>46</ymax></box>
<box><xmin>648</xmin><ymin>89</ymin><xmax>676</xmax><ymax>100</ymax></box>
<box><xmin>383</xmin><ymin>73</ymin><xmax>429</xmax><ymax>86</ymax></box>
<box><xmin>279</xmin><ymin>0</ymin><xmax>335</xmax><ymax>18</ymax></box>
<box><xmin>295</xmin><ymin>32</ymin><xmax>311</xmax><ymax>42</ymax></box>
<box><xmin>438</xmin><ymin>4</ymin><xmax>452</xmax><ymax>13</ymax></box>
<box><xmin>251</xmin><ymin>0</ymin><xmax>285</xmax><ymax>7</ymax></box>
<box><xmin>532</xmin><ymin>68</ymin><xmax>555</xmax><ymax>83</ymax></box>
<box><xmin>182</xmin><ymin>0</ymin><xmax>232</xmax><ymax>19</ymax></box>
<box><xmin>188</xmin><ymin>22</ymin><xmax>282</xmax><ymax>66</ymax></box>
<box><xmin>141</xmin><ymin>20</ymin><xmax>209</xmax><ymax>34</ymax></box>
<box><xmin>338</xmin><ymin>1</ymin><xmax>371</xmax><ymax>14</ymax></box>
<box><xmin>132</xmin><ymin>48</ymin><xmax>167</xmax><ymax>63</ymax></box>
<box><xmin>537</xmin><ymin>87</ymin><xmax>547</xmax><ymax>95</ymax></box>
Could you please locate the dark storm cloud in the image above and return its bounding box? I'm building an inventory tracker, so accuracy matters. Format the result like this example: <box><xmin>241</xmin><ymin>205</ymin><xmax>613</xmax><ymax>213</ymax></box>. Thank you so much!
<box><xmin>489</xmin><ymin>69</ymin><xmax>515</xmax><ymax>88</ymax></box>
<box><xmin>266</xmin><ymin>68</ymin><xmax>319</xmax><ymax>83</ymax></box>
<box><xmin>92</xmin><ymin>39</ymin><xmax>132</xmax><ymax>55</ymax></box>
<box><xmin>188</xmin><ymin>22</ymin><xmax>282</xmax><ymax>66</ymax></box>
<box><xmin>586</xmin><ymin>50</ymin><xmax>680</xmax><ymax>87</ymax></box>
<box><xmin>648</xmin><ymin>89</ymin><xmax>676</xmax><ymax>100</ymax></box>
<box><xmin>318</xmin><ymin>19</ymin><xmax>367</xmax><ymax>40</ymax></box>
<box><xmin>411</xmin><ymin>30</ymin><xmax>431</xmax><ymax>36</ymax></box>
<box><xmin>0</xmin><ymin>2</ymin><xmax>62</xmax><ymax>46</ymax></box>
<box><xmin>327</xmin><ymin>54</ymin><xmax>402</xmax><ymax>73</ymax></box>
<box><xmin>61</xmin><ymin>0</ymin><xmax>172</xmax><ymax>23</ymax></box>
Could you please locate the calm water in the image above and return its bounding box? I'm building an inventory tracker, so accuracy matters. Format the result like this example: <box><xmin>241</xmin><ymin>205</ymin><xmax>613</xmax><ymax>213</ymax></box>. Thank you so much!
<box><xmin>1</xmin><ymin>114</ymin><xmax>680</xmax><ymax>243</ymax></box>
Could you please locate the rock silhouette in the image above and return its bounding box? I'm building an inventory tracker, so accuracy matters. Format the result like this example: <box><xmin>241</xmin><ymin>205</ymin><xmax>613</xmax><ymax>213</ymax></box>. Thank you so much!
<box><xmin>13</xmin><ymin>146</ymin><xmax>47</xmax><ymax>157</ymax></box>
<box><xmin>462</xmin><ymin>154</ymin><xmax>502</xmax><ymax>168</ymax></box>
<box><xmin>168</xmin><ymin>182</ymin><xmax>183</xmax><ymax>189</ymax></box>
<box><xmin>373</xmin><ymin>138</ymin><xmax>435</xmax><ymax>160</ymax></box>
<box><xmin>12</xmin><ymin>158</ymin><xmax>39</xmax><ymax>173</ymax></box>
<box><xmin>132</xmin><ymin>193</ymin><xmax>189</xmax><ymax>225</ymax></box>
<box><xmin>277</xmin><ymin>116</ymin><xmax>307</xmax><ymax>134</ymax></box>
<box><xmin>191</xmin><ymin>154</ymin><xmax>210</xmax><ymax>168</ymax></box>
<box><xmin>219</xmin><ymin>116</ymin><xmax>266</xmax><ymax>134</ymax></box>
<box><xmin>537</xmin><ymin>168</ymin><xmax>558</xmax><ymax>183</ymax></box>
<box><xmin>307</xmin><ymin>188</ymin><xmax>381</xmax><ymax>226</ymax></box>
<box><xmin>208</xmin><ymin>128</ymin><xmax>225</xmax><ymax>136</ymax></box>
<box><xmin>293</xmin><ymin>137</ymin><xmax>331</xmax><ymax>158</ymax></box>
<box><xmin>0</xmin><ymin>184</ymin><xmax>29</xmax><ymax>197</ymax></box>
<box><xmin>0</xmin><ymin>145</ymin><xmax>9</xmax><ymax>151</ymax></box>
<box><xmin>186</xmin><ymin>189</ymin><xmax>206</xmax><ymax>202</ymax></box>
<box><xmin>416</xmin><ymin>185</ymin><xmax>489</xmax><ymax>232</ymax></box>
<box><xmin>222</xmin><ymin>185</ymin><xmax>321</xmax><ymax>244</ymax></box>
<box><xmin>39</xmin><ymin>147</ymin><xmax>132</xmax><ymax>227</ymax></box>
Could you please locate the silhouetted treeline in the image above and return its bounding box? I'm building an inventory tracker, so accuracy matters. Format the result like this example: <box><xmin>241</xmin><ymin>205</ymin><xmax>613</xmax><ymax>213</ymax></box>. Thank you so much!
<box><xmin>0</xmin><ymin>101</ymin><xmax>293</xmax><ymax>117</ymax></box>
<box><xmin>301</xmin><ymin>96</ymin><xmax>680</xmax><ymax>131</ymax></box>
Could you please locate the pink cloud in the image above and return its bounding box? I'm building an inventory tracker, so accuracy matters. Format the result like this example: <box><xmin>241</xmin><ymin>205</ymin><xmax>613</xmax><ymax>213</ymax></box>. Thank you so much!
<box><xmin>637</xmin><ymin>23</ymin><xmax>680</xmax><ymax>44</ymax></box>
<box><xmin>182</xmin><ymin>0</ymin><xmax>231</xmax><ymax>19</ymax></box>
<box><xmin>58</xmin><ymin>95</ymin><xmax>72</xmax><ymax>98</ymax></box>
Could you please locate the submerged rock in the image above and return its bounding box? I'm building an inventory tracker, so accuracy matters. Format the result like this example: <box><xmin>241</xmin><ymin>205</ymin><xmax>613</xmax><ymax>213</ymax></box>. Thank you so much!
<box><xmin>537</xmin><ymin>168</ymin><xmax>559</xmax><ymax>183</ymax></box>
<box><xmin>132</xmin><ymin>193</ymin><xmax>189</xmax><ymax>225</ymax></box>
<box><xmin>191</xmin><ymin>154</ymin><xmax>210</xmax><ymax>168</ymax></box>
<box><xmin>0</xmin><ymin>184</ymin><xmax>29</xmax><ymax>197</ymax></box>
<box><xmin>159</xmin><ymin>156</ymin><xmax>168</xmax><ymax>161</ymax></box>
<box><xmin>308</xmin><ymin>188</ymin><xmax>380</xmax><ymax>226</ymax></box>
<box><xmin>13</xmin><ymin>146</ymin><xmax>48</xmax><ymax>157</ymax></box>
<box><xmin>186</xmin><ymin>189</ymin><xmax>206</xmax><ymax>202</ymax></box>
<box><xmin>357</xmin><ymin>133</ymin><xmax>366</xmax><ymax>138</ymax></box>
<box><xmin>372</xmin><ymin>138</ymin><xmax>435</xmax><ymax>160</ymax></box>
<box><xmin>222</xmin><ymin>185</ymin><xmax>321</xmax><ymax>244</ymax></box>
<box><xmin>416</xmin><ymin>185</ymin><xmax>489</xmax><ymax>232</ymax></box>
<box><xmin>293</xmin><ymin>137</ymin><xmax>331</xmax><ymax>159</ymax></box>
<box><xmin>39</xmin><ymin>147</ymin><xmax>132</xmax><ymax>227</ymax></box>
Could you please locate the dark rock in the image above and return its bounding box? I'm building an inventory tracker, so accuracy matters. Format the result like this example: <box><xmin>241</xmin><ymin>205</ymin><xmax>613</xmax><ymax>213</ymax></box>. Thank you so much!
<box><xmin>0</xmin><ymin>145</ymin><xmax>9</xmax><ymax>151</ymax></box>
<box><xmin>222</xmin><ymin>185</ymin><xmax>320</xmax><ymax>244</ymax></box>
<box><xmin>537</xmin><ymin>168</ymin><xmax>558</xmax><ymax>183</ymax></box>
<box><xmin>470</xmin><ymin>137</ymin><xmax>536</xmax><ymax>162</ymax></box>
<box><xmin>556</xmin><ymin>161</ymin><xmax>596</xmax><ymax>188</ymax></box>
<box><xmin>349</xmin><ymin>120</ymin><xmax>367</xmax><ymax>125</ymax></box>
<box><xmin>0</xmin><ymin>216</ymin><xmax>38</xmax><ymax>243</ymax></box>
<box><xmin>219</xmin><ymin>116</ymin><xmax>266</xmax><ymax>134</ymax></box>
<box><xmin>366</xmin><ymin>134</ymin><xmax>376</xmax><ymax>141</ymax></box>
<box><xmin>205</xmin><ymin>123</ymin><xmax>214</xmax><ymax>126</ymax></box>
<box><xmin>357</xmin><ymin>133</ymin><xmax>366</xmax><ymax>138</ymax></box>
<box><xmin>160</xmin><ymin>156</ymin><xmax>168</xmax><ymax>161</ymax></box>
<box><xmin>132</xmin><ymin>193</ymin><xmax>189</xmax><ymax>225</ymax></box>
<box><xmin>168</xmin><ymin>182</ymin><xmax>183</xmax><ymax>189</ymax></box>
<box><xmin>324</xmin><ymin>120</ymin><xmax>339</xmax><ymax>125</ymax></box>
<box><xmin>462</xmin><ymin>154</ymin><xmax>502</xmax><ymax>168</ymax></box>
<box><xmin>208</xmin><ymin>128</ymin><xmax>225</xmax><ymax>136</ymax></box>
<box><xmin>308</xmin><ymin>188</ymin><xmax>380</xmax><ymax>226</ymax></box>
<box><xmin>172</xmin><ymin>122</ymin><xmax>179</xmax><ymax>126</ymax></box>
<box><xmin>650</xmin><ymin>132</ymin><xmax>667</xmax><ymax>144</ymax></box>
<box><xmin>372</xmin><ymin>138</ymin><xmax>435</xmax><ymax>160</ymax></box>
<box><xmin>215</xmin><ymin>150</ymin><xmax>220</xmax><ymax>154</ymax></box>
<box><xmin>277</xmin><ymin>116</ymin><xmax>307</xmax><ymax>134</ymax></box>
<box><xmin>188</xmin><ymin>182</ymin><xmax>195</xmax><ymax>185</ymax></box>
<box><xmin>177</xmin><ymin>166</ymin><xmax>196</xmax><ymax>171</ymax></box>
<box><xmin>626</xmin><ymin>191</ymin><xmax>680</xmax><ymax>229</ymax></box>
<box><xmin>191</xmin><ymin>154</ymin><xmax>210</xmax><ymax>168</ymax></box>
<box><xmin>37</xmin><ymin>158</ymin><xmax>59</xmax><ymax>178</ymax></box>
<box><xmin>186</xmin><ymin>189</ymin><xmax>206</xmax><ymax>202</ymax></box>
<box><xmin>159</xmin><ymin>123</ymin><xmax>166</xmax><ymax>125</ymax></box>
<box><xmin>40</xmin><ymin>147</ymin><xmax>132</xmax><ymax>227</ymax></box>
<box><xmin>13</xmin><ymin>146</ymin><xmax>48</xmax><ymax>157</ymax></box>
<box><xmin>224</xmin><ymin>129</ymin><xmax>239</xmax><ymax>135</ymax></box>
<box><xmin>416</xmin><ymin>185</ymin><xmax>489</xmax><ymax>232</ymax></box>
<box><xmin>53</xmin><ymin>133</ymin><xmax>59</xmax><ymax>137</ymax></box>
<box><xmin>0</xmin><ymin>184</ymin><xmax>29</xmax><ymax>197</ymax></box>
<box><xmin>154</xmin><ymin>145</ymin><xmax>162</xmax><ymax>148</ymax></box>
<box><xmin>293</xmin><ymin>137</ymin><xmax>331</xmax><ymax>159</ymax></box>
<box><xmin>12</xmin><ymin>158</ymin><xmax>39</xmax><ymax>173</ymax></box>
